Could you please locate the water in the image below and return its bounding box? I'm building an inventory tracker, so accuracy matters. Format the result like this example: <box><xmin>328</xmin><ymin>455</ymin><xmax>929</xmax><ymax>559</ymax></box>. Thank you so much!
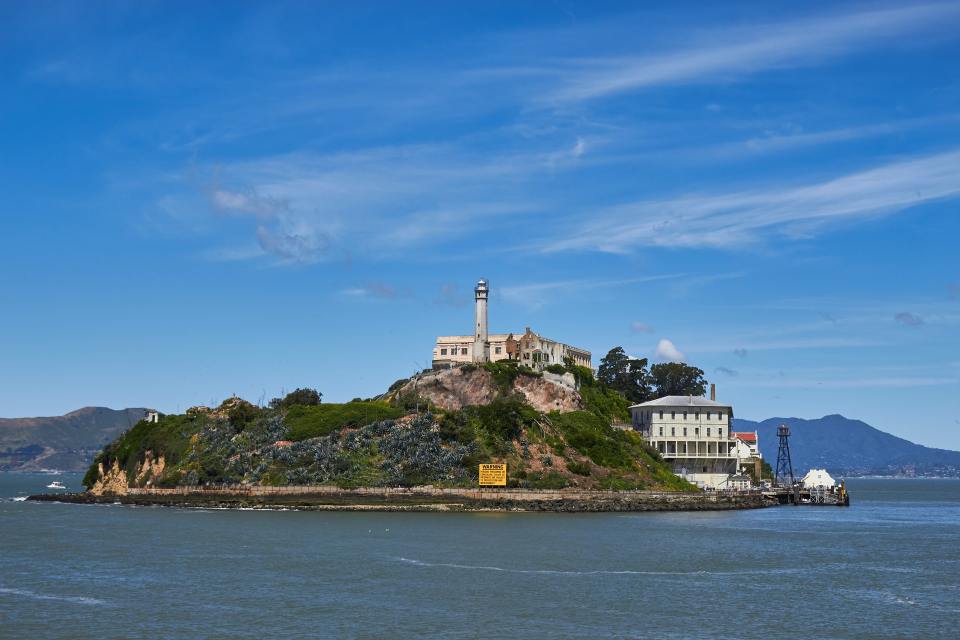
<box><xmin>2</xmin><ymin>475</ymin><xmax>958</xmax><ymax>639</ymax></box>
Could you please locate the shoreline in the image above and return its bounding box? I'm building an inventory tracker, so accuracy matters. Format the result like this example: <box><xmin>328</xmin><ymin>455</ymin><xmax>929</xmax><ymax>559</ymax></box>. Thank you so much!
<box><xmin>27</xmin><ymin>486</ymin><xmax>775</xmax><ymax>512</ymax></box>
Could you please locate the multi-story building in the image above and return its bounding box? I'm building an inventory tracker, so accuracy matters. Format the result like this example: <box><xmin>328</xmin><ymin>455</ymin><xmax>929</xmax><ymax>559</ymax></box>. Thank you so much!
<box><xmin>629</xmin><ymin>394</ymin><xmax>743</xmax><ymax>489</ymax></box>
<box><xmin>431</xmin><ymin>280</ymin><xmax>591</xmax><ymax>370</ymax></box>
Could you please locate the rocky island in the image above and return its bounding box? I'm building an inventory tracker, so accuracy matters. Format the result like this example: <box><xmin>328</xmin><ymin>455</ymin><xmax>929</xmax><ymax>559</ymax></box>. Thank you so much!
<box><xmin>32</xmin><ymin>361</ymin><xmax>773</xmax><ymax>512</ymax></box>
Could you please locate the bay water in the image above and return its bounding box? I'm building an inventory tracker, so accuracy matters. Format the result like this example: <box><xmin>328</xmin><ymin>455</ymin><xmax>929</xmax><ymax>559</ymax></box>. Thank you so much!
<box><xmin>2</xmin><ymin>475</ymin><xmax>958</xmax><ymax>639</ymax></box>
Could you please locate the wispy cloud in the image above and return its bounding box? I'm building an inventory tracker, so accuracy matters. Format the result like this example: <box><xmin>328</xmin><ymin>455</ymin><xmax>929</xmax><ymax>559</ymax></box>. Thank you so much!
<box><xmin>894</xmin><ymin>311</ymin><xmax>925</xmax><ymax>327</ymax></box>
<box><xmin>542</xmin><ymin>148</ymin><xmax>960</xmax><ymax>252</ymax></box>
<box><xmin>631</xmin><ymin>321</ymin><xmax>655</xmax><ymax>333</ymax></box>
<box><xmin>714</xmin><ymin>366</ymin><xmax>739</xmax><ymax>377</ymax></box>
<box><xmin>339</xmin><ymin>283</ymin><xmax>405</xmax><ymax>300</ymax></box>
<box><xmin>540</xmin><ymin>4</ymin><xmax>960</xmax><ymax>102</ymax></box>
<box><xmin>499</xmin><ymin>274</ymin><xmax>683</xmax><ymax>308</ymax></box>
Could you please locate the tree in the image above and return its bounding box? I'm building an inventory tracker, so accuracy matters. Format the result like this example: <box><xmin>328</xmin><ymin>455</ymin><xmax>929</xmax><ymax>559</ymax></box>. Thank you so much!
<box><xmin>649</xmin><ymin>363</ymin><xmax>707</xmax><ymax>398</ymax></box>
<box><xmin>269</xmin><ymin>387</ymin><xmax>323</xmax><ymax>410</ymax></box>
<box><xmin>597</xmin><ymin>347</ymin><xmax>652</xmax><ymax>404</ymax></box>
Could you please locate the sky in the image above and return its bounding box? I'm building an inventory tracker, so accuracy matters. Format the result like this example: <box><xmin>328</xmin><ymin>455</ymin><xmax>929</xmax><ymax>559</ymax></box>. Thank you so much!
<box><xmin>1</xmin><ymin>1</ymin><xmax>959</xmax><ymax>449</ymax></box>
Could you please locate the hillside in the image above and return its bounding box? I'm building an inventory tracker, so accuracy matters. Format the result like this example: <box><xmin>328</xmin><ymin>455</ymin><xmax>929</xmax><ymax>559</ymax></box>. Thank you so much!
<box><xmin>83</xmin><ymin>363</ymin><xmax>694</xmax><ymax>494</ymax></box>
<box><xmin>734</xmin><ymin>415</ymin><xmax>960</xmax><ymax>477</ymax></box>
<box><xmin>0</xmin><ymin>407</ymin><xmax>150</xmax><ymax>472</ymax></box>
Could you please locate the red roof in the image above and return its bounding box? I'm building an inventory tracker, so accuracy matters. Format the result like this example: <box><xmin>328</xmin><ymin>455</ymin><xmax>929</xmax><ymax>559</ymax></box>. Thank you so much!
<box><xmin>732</xmin><ymin>432</ymin><xmax>757</xmax><ymax>443</ymax></box>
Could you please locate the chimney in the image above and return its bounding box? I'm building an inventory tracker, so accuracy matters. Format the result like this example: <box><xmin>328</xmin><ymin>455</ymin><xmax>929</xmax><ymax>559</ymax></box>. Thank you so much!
<box><xmin>710</xmin><ymin>383</ymin><xmax>716</xmax><ymax>401</ymax></box>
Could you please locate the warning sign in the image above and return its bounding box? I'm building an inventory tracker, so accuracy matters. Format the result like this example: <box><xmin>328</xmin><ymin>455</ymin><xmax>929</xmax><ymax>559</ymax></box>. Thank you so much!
<box><xmin>479</xmin><ymin>463</ymin><xmax>507</xmax><ymax>486</ymax></box>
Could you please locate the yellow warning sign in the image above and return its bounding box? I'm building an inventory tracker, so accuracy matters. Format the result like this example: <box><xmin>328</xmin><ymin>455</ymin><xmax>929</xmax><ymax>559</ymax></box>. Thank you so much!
<box><xmin>479</xmin><ymin>463</ymin><xmax>507</xmax><ymax>486</ymax></box>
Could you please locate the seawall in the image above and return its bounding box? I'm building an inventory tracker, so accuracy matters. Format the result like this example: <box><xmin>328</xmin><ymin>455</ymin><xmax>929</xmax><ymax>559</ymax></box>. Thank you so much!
<box><xmin>28</xmin><ymin>485</ymin><xmax>775</xmax><ymax>512</ymax></box>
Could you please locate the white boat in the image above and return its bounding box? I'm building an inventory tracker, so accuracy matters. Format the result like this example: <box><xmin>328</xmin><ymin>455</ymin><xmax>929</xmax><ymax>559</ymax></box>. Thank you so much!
<box><xmin>46</xmin><ymin>481</ymin><xmax>66</xmax><ymax>490</ymax></box>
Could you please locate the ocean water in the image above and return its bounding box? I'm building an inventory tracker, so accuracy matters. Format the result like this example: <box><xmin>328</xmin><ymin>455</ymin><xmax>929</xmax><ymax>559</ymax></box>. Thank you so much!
<box><xmin>1</xmin><ymin>475</ymin><xmax>958</xmax><ymax>639</ymax></box>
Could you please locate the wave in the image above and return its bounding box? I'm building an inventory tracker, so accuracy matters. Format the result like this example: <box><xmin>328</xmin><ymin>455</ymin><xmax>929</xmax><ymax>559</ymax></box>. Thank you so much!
<box><xmin>10</xmin><ymin>497</ymin><xmax>28</xmax><ymax>502</ymax></box>
<box><xmin>0</xmin><ymin>587</ymin><xmax>107</xmax><ymax>606</ymax></box>
<box><xmin>391</xmin><ymin>557</ymin><xmax>710</xmax><ymax>576</ymax></box>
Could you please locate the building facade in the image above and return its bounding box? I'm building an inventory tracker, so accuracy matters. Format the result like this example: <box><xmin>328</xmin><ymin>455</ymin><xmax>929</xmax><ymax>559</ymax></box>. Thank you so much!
<box><xmin>432</xmin><ymin>280</ymin><xmax>591</xmax><ymax>371</ymax></box>
<box><xmin>629</xmin><ymin>395</ymin><xmax>745</xmax><ymax>489</ymax></box>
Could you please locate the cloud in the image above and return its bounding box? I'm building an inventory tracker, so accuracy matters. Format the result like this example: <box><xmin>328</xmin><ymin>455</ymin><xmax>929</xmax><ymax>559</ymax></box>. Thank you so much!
<box><xmin>255</xmin><ymin>220</ymin><xmax>332</xmax><ymax>265</ymax></box>
<box><xmin>732</xmin><ymin>348</ymin><xmax>748</xmax><ymax>358</ymax></box>
<box><xmin>714</xmin><ymin>366</ymin><xmax>739</xmax><ymax>377</ymax></box>
<box><xmin>631</xmin><ymin>321</ymin><xmax>655</xmax><ymax>333</ymax></box>
<box><xmin>543</xmin><ymin>4</ymin><xmax>960</xmax><ymax>102</ymax></box>
<box><xmin>435</xmin><ymin>283</ymin><xmax>468</xmax><ymax>308</ymax></box>
<box><xmin>542</xmin><ymin>149</ymin><xmax>960</xmax><ymax>252</ymax></box>
<box><xmin>340</xmin><ymin>283</ymin><xmax>401</xmax><ymax>300</ymax></box>
<box><xmin>500</xmin><ymin>274</ymin><xmax>683</xmax><ymax>308</ymax></box>
<box><xmin>894</xmin><ymin>311</ymin><xmax>925</xmax><ymax>327</ymax></box>
<box><xmin>654</xmin><ymin>338</ymin><xmax>685</xmax><ymax>362</ymax></box>
<box><xmin>209</xmin><ymin>187</ymin><xmax>287</xmax><ymax>218</ymax></box>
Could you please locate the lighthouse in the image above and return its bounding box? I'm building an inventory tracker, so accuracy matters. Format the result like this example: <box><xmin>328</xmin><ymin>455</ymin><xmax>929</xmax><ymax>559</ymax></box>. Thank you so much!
<box><xmin>473</xmin><ymin>279</ymin><xmax>490</xmax><ymax>362</ymax></box>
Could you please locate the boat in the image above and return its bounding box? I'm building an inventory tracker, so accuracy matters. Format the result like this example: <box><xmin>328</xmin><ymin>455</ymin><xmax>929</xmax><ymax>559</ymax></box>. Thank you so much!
<box><xmin>46</xmin><ymin>481</ymin><xmax>66</xmax><ymax>490</ymax></box>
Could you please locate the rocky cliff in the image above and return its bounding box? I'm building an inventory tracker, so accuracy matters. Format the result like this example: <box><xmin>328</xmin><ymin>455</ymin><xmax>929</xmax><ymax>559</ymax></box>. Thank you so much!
<box><xmin>386</xmin><ymin>365</ymin><xmax>583</xmax><ymax>413</ymax></box>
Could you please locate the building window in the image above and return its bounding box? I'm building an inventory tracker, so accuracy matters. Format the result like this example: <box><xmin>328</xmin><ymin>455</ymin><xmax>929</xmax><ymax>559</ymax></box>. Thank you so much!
<box><xmin>695</xmin><ymin>413</ymin><xmax>699</xmax><ymax>420</ymax></box>
<box><xmin>461</xmin><ymin>348</ymin><xmax>468</xmax><ymax>355</ymax></box>
<box><xmin>707</xmin><ymin>412</ymin><xmax>711</xmax><ymax>420</ymax></box>
<box><xmin>683</xmin><ymin>427</ymin><xmax>687</xmax><ymax>436</ymax></box>
<box><xmin>659</xmin><ymin>411</ymin><xmax>663</xmax><ymax>419</ymax></box>
<box><xmin>718</xmin><ymin>428</ymin><xmax>723</xmax><ymax>437</ymax></box>
<box><xmin>695</xmin><ymin>428</ymin><xmax>699</xmax><ymax>436</ymax></box>
<box><xmin>440</xmin><ymin>348</ymin><xmax>447</xmax><ymax>356</ymax></box>
<box><xmin>718</xmin><ymin>412</ymin><xmax>724</xmax><ymax>421</ymax></box>
<box><xmin>495</xmin><ymin>346</ymin><xmax>502</xmax><ymax>354</ymax></box>
<box><xmin>683</xmin><ymin>412</ymin><xmax>687</xmax><ymax>420</ymax></box>
<box><xmin>671</xmin><ymin>427</ymin><xmax>675</xmax><ymax>436</ymax></box>
<box><xmin>707</xmin><ymin>428</ymin><xmax>711</xmax><ymax>437</ymax></box>
<box><xmin>671</xmin><ymin>411</ymin><xmax>675</xmax><ymax>419</ymax></box>
<box><xmin>659</xmin><ymin>427</ymin><xmax>663</xmax><ymax>436</ymax></box>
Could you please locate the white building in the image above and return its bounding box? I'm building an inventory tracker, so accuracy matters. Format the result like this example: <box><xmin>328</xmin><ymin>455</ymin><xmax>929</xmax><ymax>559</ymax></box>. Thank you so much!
<box><xmin>801</xmin><ymin>469</ymin><xmax>836</xmax><ymax>489</ymax></box>
<box><xmin>629</xmin><ymin>394</ymin><xmax>744</xmax><ymax>490</ymax></box>
<box><xmin>432</xmin><ymin>280</ymin><xmax>591</xmax><ymax>370</ymax></box>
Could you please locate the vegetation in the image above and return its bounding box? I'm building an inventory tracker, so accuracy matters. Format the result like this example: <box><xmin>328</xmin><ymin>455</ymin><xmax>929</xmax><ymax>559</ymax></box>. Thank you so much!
<box><xmin>285</xmin><ymin>402</ymin><xmax>404</xmax><ymax>441</ymax></box>
<box><xmin>648</xmin><ymin>362</ymin><xmax>707</xmax><ymax>397</ymax></box>
<box><xmin>269</xmin><ymin>387</ymin><xmax>323</xmax><ymax>410</ymax></box>
<box><xmin>596</xmin><ymin>347</ymin><xmax>709</xmax><ymax>402</ymax></box>
<box><xmin>84</xmin><ymin>361</ymin><xmax>699</xmax><ymax>493</ymax></box>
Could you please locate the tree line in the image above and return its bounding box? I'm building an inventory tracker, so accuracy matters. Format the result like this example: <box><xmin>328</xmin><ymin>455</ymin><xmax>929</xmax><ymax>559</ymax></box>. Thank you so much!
<box><xmin>595</xmin><ymin>347</ymin><xmax>707</xmax><ymax>404</ymax></box>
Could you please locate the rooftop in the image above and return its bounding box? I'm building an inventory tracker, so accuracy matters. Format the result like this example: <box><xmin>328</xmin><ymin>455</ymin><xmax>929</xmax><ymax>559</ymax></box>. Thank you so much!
<box><xmin>629</xmin><ymin>395</ymin><xmax>731</xmax><ymax>409</ymax></box>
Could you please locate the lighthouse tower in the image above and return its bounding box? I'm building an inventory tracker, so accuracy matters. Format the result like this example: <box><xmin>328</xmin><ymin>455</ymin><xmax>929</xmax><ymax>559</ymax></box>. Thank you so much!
<box><xmin>473</xmin><ymin>279</ymin><xmax>490</xmax><ymax>362</ymax></box>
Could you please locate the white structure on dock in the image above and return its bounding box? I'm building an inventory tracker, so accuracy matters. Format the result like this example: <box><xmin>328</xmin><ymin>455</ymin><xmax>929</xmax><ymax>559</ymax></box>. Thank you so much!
<box><xmin>629</xmin><ymin>393</ymin><xmax>747</xmax><ymax>489</ymax></box>
<box><xmin>801</xmin><ymin>469</ymin><xmax>836</xmax><ymax>489</ymax></box>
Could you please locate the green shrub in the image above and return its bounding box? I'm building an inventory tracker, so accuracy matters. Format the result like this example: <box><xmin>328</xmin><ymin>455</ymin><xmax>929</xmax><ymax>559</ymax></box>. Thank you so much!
<box><xmin>528</xmin><ymin>471</ymin><xmax>569</xmax><ymax>489</ymax></box>
<box><xmin>549</xmin><ymin>411</ymin><xmax>637</xmax><ymax>471</ymax></box>
<box><xmin>285</xmin><ymin>402</ymin><xmax>404</xmax><ymax>441</ymax></box>
<box><xmin>545</xmin><ymin>364</ymin><xmax>566</xmax><ymax>375</ymax></box>
<box><xmin>567</xmin><ymin>460</ymin><xmax>591</xmax><ymax>476</ymax></box>
<box><xmin>269</xmin><ymin>387</ymin><xmax>322</xmax><ymax>410</ymax></box>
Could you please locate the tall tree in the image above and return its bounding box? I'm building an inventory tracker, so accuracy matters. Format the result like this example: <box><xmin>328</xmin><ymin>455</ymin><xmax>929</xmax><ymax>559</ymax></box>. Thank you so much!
<box><xmin>649</xmin><ymin>363</ymin><xmax>707</xmax><ymax>397</ymax></box>
<box><xmin>597</xmin><ymin>347</ymin><xmax>652</xmax><ymax>403</ymax></box>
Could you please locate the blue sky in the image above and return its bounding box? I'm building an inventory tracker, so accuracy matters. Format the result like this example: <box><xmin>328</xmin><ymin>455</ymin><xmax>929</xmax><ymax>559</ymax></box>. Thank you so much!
<box><xmin>1</xmin><ymin>1</ymin><xmax>959</xmax><ymax>448</ymax></box>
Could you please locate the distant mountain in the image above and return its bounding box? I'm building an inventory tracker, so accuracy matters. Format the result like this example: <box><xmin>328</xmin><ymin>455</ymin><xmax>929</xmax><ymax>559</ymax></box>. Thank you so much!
<box><xmin>0</xmin><ymin>407</ymin><xmax>150</xmax><ymax>472</ymax></box>
<box><xmin>733</xmin><ymin>414</ymin><xmax>960</xmax><ymax>477</ymax></box>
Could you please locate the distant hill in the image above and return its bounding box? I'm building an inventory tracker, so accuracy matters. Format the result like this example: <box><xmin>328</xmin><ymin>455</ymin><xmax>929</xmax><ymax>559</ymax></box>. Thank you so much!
<box><xmin>733</xmin><ymin>415</ymin><xmax>960</xmax><ymax>477</ymax></box>
<box><xmin>0</xmin><ymin>407</ymin><xmax>150</xmax><ymax>472</ymax></box>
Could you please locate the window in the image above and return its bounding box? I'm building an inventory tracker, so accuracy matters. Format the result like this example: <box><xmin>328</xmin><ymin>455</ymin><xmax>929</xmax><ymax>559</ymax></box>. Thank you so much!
<box><xmin>659</xmin><ymin>427</ymin><xmax>663</xmax><ymax>436</ymax></box>
<box><xmin>671</xmin><ymin>427</ymin><xmax>675</xmax><ymax>436</ymax></box>
<box><xmin>707</xmin><ymin>412</ymin><xmax>712</xmax><ymax>420</ymax></box>
<box><xmin>461</xmin><ymin>348</ymin><xmax>468</xmax><ymax>355</ymax></box>
<box><xmin>695</xmin><ymin>413</ymin><xmax>699</xmax><ymax>420</ymax></box>
<box><xmin>440</xmin><ymin>348</ymin><xmax>447</xmax><ymax>356</ymax></box>
<box><xmin>718</xmin><ymin>428</ymin><xmax>723</xmax><ymax>437</ymax></box>
<box><xmin>718</xmin><ymin>412</ymin><xmax>724</xmax><ymax>422</ymax></box>
<box><xmin>695</xmin><ymin>428</ymin><xmax>699</xmax><ymax>436</ymax></box>
<box><xmin>659</xmin><ymin>411</ymin><xmax>663</xmax><ymax>419</ymax></box>
<box><xmin>707</xmin><ymin>428</ymin><xmax>711</xmax><ymax>437</ymax></box>
<box><xmin>495</xmin><ymin>346</ymin><xmax>502</xmax><ymax>354</ymax></box>
<box><xmin>671</xmin><ymin>411</ymin><xmax>675</xmax><ymax>419</ymax></box>
<box><xmin>683</xmin><ymin>412</ymin><xmax>687</xmax><ymax>420</ymax></box>
<box><xmin>683</xmin><ymin>427</ymin><xmax>687</xmax><ymax>436</ymax></box>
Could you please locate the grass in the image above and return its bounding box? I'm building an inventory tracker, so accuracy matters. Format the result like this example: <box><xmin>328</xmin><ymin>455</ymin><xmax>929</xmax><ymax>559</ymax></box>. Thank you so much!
<box><xmin>285</xmin><ymin>402</ymin><xmax>404</xmax><ymax>441</ymax></box>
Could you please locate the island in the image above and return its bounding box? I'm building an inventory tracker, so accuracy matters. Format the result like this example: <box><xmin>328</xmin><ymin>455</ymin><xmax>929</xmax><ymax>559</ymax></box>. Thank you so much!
<box><xmin>30</xmin><ymin>361</ymin><xmax>773</xmax><ymax>512</ymax></box>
